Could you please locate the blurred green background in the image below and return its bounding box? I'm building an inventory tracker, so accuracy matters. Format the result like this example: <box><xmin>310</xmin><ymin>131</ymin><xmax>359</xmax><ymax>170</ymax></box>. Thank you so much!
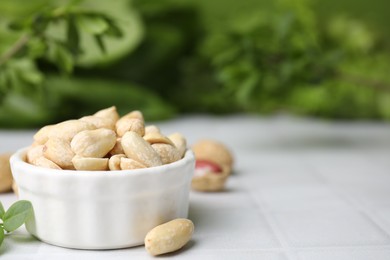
<box><xmin>0</xmin><ymin>0</ymin><xmax>389</xmax><ymax>127</ymax></box>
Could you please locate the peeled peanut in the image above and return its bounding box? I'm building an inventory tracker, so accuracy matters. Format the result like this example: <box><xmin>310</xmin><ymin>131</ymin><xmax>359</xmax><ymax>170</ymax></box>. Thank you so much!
<box><xmin>143</xmin><ymin>132</ymin><xmax>174</xmax><ymax>146</ymax></box>
<box><xmin>110</xmin><ymin>138</ymin><xmax>124</xmax><ymax>155</ymax></box>
<box><xmin>122</xmin><ymin>110</ymin><xmax>144</xmax><ymax>121</ymax></box>
<box><xmin>108</xmin><ymin>154</ymin><xmax>126</xmax><ymax>170</ymax></box>
<box><xmin>152</xmin><ymin>143</ymin><xmax>181</xmax><ymax>164</ymax></box>
<box><xmin>71</xmin><ymin>129</ymin><xmax>116</xmax><ymax>158</ymax></box>
<box><xmin>115</xmin><ymin>110</ymin><xmax>144</xmax><ymax>137</ymax></box>
<box><xmin>80</xmin><ymin>116</ymin><xmax>115</xmax><ymax>130</ymax></box>
<box><xmin>48</xmin><ymin>120</ymin><xmax>96</xmax><ymax>142</ymax></box>
<box><xmin>72</xmin><ymin>156</ymin><xmax>109</xmax><ymax>171</ymax></box>
<box><xmin>31</xmin><ymin>141</ymin><xmax>42</xmax><ymax>147</ymax></box>
<box><xmin>168</xmin><ymin>133</ymin><xmax>187</xmax><ymax>159</ymax></box>
<box><xmin>121</xmin><ymin>131</ymin><xmax>162</xmax><ymax>167</ymax></box>
<box><xmin>0</xmin><ymin>153</ymin><xmax>13</xmax><ymax>193</ymax></box>
<box><xmin>26</xmin><ymin>145</ymin><xmax>45</xmax><ymax>163</ymax></box>
<box><xmin>145</xmin><ymin>125</ymin><xmax>160</xmax><ymax>135</ymax></box>
<box><xmin>145</xmin><ymin>219</ymin><xmax>194</xmax><ymax>256</ymax></box>
<box><xmin>94</xmin><ymin>106</ymin><xmax>119</xmax><ymax>122</ymax></box>
<box><xmin>120</xmin><ymin>157</ymin><xmax>147</xmax><ymax>170</ymax></box>
<box><xmin>32</xmin><ymin>156</ymin><xmax>62</xmax><ymax>170</ymax></box>
<box><xmin>33</xmin><ymin>125</ymin><xmax>55</xmax><ymax>144</ymax></box>
<box><xmin>116</xmin><ymin>118</ymin><xmax>145</xmax><ymax>137</ymax></box>
<box><xmin>44</xmin><ymin>138</ymin><xmax>75</xmax><ymax>169</ymax></box>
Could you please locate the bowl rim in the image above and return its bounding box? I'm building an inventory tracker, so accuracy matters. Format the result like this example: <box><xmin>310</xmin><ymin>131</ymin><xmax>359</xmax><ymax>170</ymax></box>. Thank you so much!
<box><xmin>11</xmin><ymin>147</ymin><xmax>194</xmax><ymax>178</ymax></box>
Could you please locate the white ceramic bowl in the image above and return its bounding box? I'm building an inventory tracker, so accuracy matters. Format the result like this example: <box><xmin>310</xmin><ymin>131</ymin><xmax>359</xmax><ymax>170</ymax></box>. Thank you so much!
<box><xmin>10</xmin><ymin>148</ymin><xmax>195</xmax><ymax>250</ymax></box>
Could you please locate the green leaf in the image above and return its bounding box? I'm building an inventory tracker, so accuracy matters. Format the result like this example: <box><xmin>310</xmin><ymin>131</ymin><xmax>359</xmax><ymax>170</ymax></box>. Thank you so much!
<box><xmin>19</xmin><ymin>70</ymin><xmax>43</xmax><ymax>86</ymax></box>
<box><xmin>105</xmin><ymin>19</ymin><xmax>123</xmax><ymax>38</ymax></box>
<box><xmin>0</xmin><ymin>0</ymin><xmax>48</xmax><ymax>19</ymax></box>
<box><xmin>0</xmin><ymin>225</ymin><xmax>4</xmax><ymax>246</ymax></box>
<box><xmin>0</xmin><ymin>91</ymin><xmax>53</xmax><ymax>127</ymax></box>
<box><xmin>8</xmin><ymin>20</ymin><xmax>29</xmax><ymax>31</ymax></box>
<box><xmin>31</xmin><ymin>13</ymin><xmax>50</xmax><ymax>34</ymax></box>
<box><xmin>3</xmin><ymin>200</ymin><xmax>33</xmax><ymax>232</ymax></box>
<box><xmin>54</xmin><ymin>44</ymin><xmax>74</xmax><ymax>74</ymax></box>
<box><xmin>26</xmin><ymin>38</ymin><xmax>46</xmax><ymax>59</ymax></box>
<box><xmin>67</xmin><ymin>16</ymin><xmax>80</xmax><ymax>55</ymax></box>
<box><xmin>77</xmin><ymin>15</ymin><xmax>108</xmax><ymax>35</ymax></box>
<box><xmin>0</xmin><ymin>202</ymin><xmax>5</xmax><ymax>219</ymax></box>
<box><xmin>44</xmin><ymin>76</ymin><xmax>176</xmax><ymax>120</ymax></box>
<box><xmin>8</xmin><ymin>59</ymin><xmax>44</xmax><ymax>86</ymax></box>
<box><xmin>94</xmin><ymin>34</ymin><xmax>106</xmax><ymax>54</ymax></box>
<box><xmin>73</xmin><ymin>0</ymin><xmax>143</xmax><ymax>67</ymax></box>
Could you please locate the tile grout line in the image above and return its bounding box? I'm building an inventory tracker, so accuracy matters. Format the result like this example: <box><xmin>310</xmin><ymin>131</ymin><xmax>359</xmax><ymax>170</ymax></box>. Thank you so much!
<box><xmin>309</xmin><ymin>164</ymin><xmax>390</xmax><ymax>243</ymax></box>
<box><xmin>241</xmin><ymin>177</ymin><xmax>299</xmax><ymax>260</ymax></box>
<box><xmin>360</xmin><ymin>150</ymin><xmax>390</xmax><ymax>235</ymax></box>
<box><xmin>166</xmin><ymin>244</ymin><xmax>390</xmax><ymax>252</ymax></box>
<box><xmin>292</xmin><ymin>244</ymin><xmax>390</xmax><ymax>251</ymax></box>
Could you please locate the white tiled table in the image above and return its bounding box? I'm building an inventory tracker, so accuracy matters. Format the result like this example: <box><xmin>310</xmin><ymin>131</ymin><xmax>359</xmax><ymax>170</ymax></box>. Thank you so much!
<box><xmin>1</xmin><ymin>115</ymin><xmax>390</xmax><ymax>259</ymax></box>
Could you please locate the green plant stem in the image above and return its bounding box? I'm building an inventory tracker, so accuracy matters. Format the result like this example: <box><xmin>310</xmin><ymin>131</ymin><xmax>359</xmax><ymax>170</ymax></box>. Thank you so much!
<box><xmin>0</xmin><ymin>34</ymin><xmax>31</xmax><ymax>66</ymax></box>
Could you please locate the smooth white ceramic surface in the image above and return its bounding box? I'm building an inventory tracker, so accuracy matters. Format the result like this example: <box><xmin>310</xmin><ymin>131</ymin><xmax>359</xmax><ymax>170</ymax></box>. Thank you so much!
<box><xmin>10</xmin><ymin>148</ymin><xmax>195</xmax><ymax>250</ymax></box>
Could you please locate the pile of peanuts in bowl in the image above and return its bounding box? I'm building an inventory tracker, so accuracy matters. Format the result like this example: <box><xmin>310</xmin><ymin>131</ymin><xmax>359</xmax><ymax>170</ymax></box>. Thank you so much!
<box><xmin>20</xmin><ymin>107</ymin><xmax>195</xmax><ymax>255</ymax></box>
<box><xmin>26</xmin><ymin>107</ymin><xmax>187</xmax><ymax>171</ymax></box>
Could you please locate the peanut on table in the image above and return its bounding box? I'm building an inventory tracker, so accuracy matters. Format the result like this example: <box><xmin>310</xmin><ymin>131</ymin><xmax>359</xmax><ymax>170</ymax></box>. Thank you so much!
<box><xmin>145</xmin><ymin>219</ymin><xmax>194</xmax><ymax>256</ymax></box>
<box><xmin>0</xmin><ymin>153</ymin><xmax>13</xmax><ymax>193</ymax></box>
<box><xmin>191</xmin><ymin>139</ymin><xmax>234</xmax><ymax>192</ymax></box>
